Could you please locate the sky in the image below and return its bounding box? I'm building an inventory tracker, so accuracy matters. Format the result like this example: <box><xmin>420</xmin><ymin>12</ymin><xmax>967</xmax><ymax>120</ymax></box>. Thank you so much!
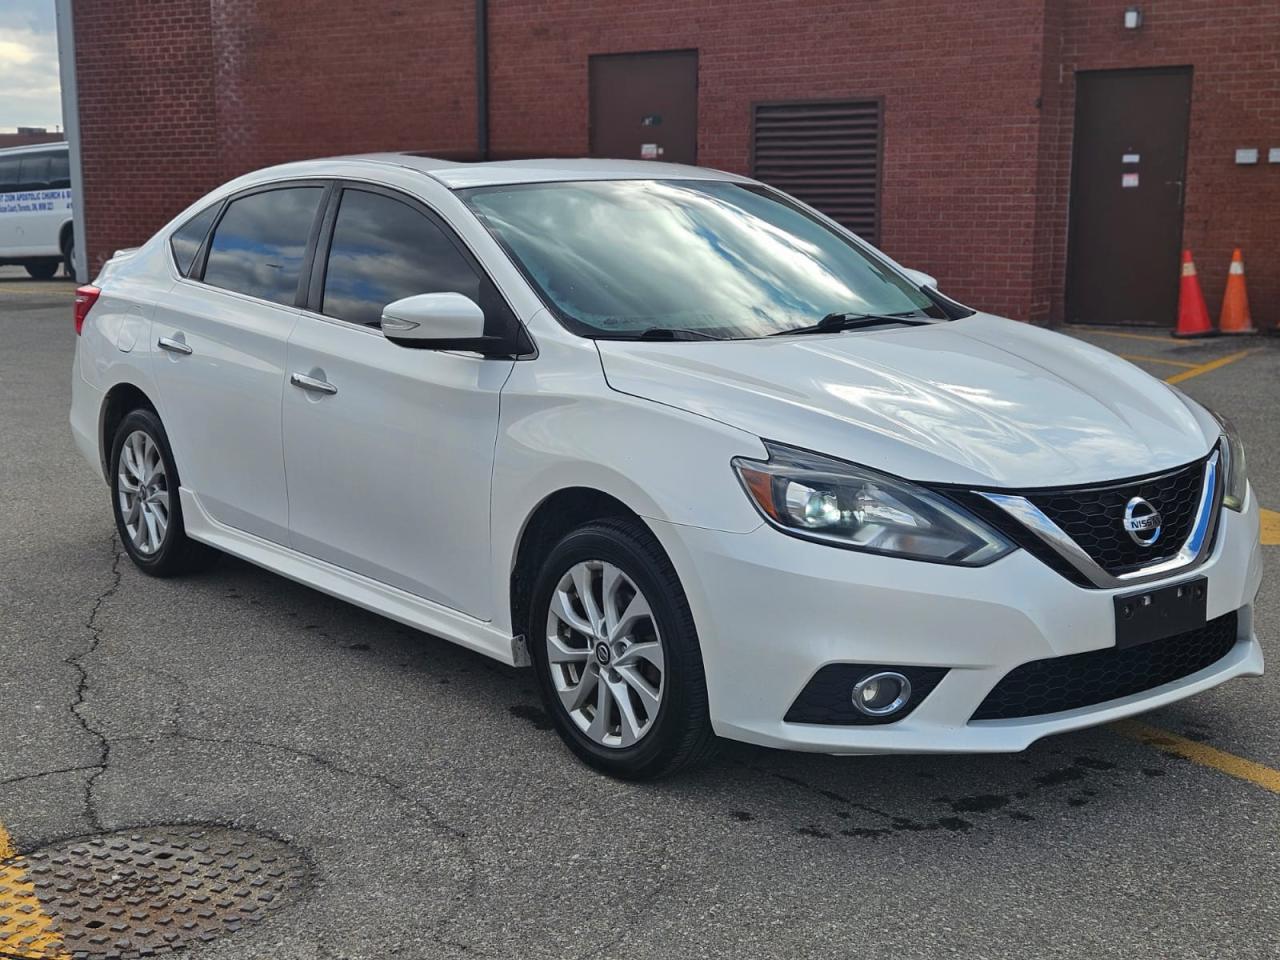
<box><xmin>0</xmin><ymin>0</ymin><xmax>61</xmax><ymax>133</ymax></box>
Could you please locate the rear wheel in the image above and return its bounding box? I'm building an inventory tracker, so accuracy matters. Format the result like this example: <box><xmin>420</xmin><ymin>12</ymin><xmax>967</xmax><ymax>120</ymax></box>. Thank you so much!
<box><xmin>529</xmin><ymin>518</ymin><xmax>716</xmax><ymax>779</ymax></box>
<box><xmin>62</xmin><ymin>229</ymin><xmax>75</xmax><ymax>279</ymax></box>
<box><xmin>24</xmin><ymin>260</ymin><xmax>59</xmax><ymax>280</ymax></box>
<box><xmin>110</xmin><ymin>409</ymin><xmax>213</xmax><ymax>576</ymax></box>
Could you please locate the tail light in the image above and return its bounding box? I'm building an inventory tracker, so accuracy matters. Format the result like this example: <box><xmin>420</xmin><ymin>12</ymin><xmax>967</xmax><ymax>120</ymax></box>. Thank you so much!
<box><xmin>74</xmin><ymin>285</ymin><xmax>101</xmax><ymax>336</ymax></box>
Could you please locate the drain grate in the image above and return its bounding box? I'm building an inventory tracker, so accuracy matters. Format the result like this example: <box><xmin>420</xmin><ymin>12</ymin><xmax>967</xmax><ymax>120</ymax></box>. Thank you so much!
<box><xmin>0</xmin><ymin>825</ymin><xmax>308</xmax><ymax>960</ymax></box>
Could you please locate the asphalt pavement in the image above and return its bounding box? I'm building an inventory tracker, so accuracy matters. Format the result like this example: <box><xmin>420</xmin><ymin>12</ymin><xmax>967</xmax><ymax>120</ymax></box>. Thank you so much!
<box><xmin>2</xmin><ymin>271</ymin><xmax>1278</xmax><ymax>959</ymax></box>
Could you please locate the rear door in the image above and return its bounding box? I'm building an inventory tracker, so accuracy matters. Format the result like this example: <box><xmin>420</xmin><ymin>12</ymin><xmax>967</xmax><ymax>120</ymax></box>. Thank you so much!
<box><xmin>1065</xmin><ymin>67</ymin><xmax>1192</xmax><ymax>326</ymax></box>
<box><xmin>281</xmin><ymin>184</ymin><xmax>514</xmax><ymax>618</ymax></box>
<box><xmin>151</xmin><ymin>183</ymin><xmax>326</xmax><ymax>543</ymax></box>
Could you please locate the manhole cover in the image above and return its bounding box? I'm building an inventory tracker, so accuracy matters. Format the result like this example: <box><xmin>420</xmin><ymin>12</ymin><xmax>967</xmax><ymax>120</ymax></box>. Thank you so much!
<box><xmin>0</xmin><ymin>825</ymin><xmax>308</xmax><ymax>960</ymax></box>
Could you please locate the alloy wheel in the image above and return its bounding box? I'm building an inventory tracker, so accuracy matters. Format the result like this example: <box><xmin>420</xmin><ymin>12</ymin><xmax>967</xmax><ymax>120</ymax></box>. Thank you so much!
<box><xmin>545</xmin><ymin>560</ymin><xmax>666</xmax><ymax>748</ymax></box>
<box><xmin>118</xmin><ymin>429</ymin><xmax>170</xmax><ymax>555</ymax></box>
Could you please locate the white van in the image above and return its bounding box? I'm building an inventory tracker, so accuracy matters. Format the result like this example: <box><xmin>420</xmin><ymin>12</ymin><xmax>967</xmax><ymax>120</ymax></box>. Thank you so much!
<box><xmin>0</xmin><ymin>141</ymin><xmax>74</xmax><ymax>279</ymax></box>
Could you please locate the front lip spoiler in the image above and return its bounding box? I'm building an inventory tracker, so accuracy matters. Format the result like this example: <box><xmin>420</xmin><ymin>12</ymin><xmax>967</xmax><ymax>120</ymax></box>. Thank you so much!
<box><xmin>975</xmin><ymin>450</ymin><xmax>1221</xmax><ymax>589</ymax></box>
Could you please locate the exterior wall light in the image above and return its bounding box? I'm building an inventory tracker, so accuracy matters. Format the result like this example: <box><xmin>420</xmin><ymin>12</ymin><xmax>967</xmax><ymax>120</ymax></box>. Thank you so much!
<box><xmin>1124</xmin><ymin>7</ymin><xmax>1143</xmax><ymax>29</ymax></box>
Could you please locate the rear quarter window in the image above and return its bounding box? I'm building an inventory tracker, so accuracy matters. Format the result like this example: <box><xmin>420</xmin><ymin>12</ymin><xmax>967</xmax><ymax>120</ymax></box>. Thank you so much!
<box><xmin>169</xmin><ymin>204</ymin><xmax>220</xmax><ymax>277</ymax></box>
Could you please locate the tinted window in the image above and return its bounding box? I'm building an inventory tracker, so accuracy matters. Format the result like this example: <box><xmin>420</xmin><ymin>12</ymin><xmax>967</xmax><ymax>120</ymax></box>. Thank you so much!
<box><xmin>170</xmin><ymin>204</ymin><xmax>220</xmax><ymax>277</ymax></box>
<box><xmin>0</xmin><ymin>156</ymin><xmax>20</xmax><ymax>193</ymax></box>
<box><xmin>47</xmin><ymin>151</ymin><xmax>70</xmax><ymax>188</ymax></box>
<box><xmin>321</xmin><ymin>189</ymin><xmax>486</xmax><ymax>327</ymax></box>
<box><xmin>203</xmin><ymin>187</ymin><xmax>324</xmax><ymax>305</ymax></box>
<box><xmin>17</xmin><ymin>153</ymin><xmax>50</xmax><ymax>189</ymax></box>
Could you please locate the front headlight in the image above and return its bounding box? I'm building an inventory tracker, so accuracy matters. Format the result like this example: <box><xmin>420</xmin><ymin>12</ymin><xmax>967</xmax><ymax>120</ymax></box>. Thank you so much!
<box><xmin>1213</xmin><ymin>411</ymin><xmax>1249</xmax><ymax>511</ymax></box>
<box><xmin>732</xmin><ymin>442</ymin><xmax>1013</xmax><ymax>565</ymax></box>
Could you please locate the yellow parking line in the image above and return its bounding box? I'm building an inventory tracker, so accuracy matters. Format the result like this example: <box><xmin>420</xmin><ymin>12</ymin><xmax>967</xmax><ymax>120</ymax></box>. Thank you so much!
<box><xmin>1117</xmin><ymin>353</ymin><xmax>1200</xmax><ymax>369</ymax></box>
<box><xmin>1261</xmin><ymin>508</ymin><xmax>1280</xmax><ymax>546</ymax></box>
<box><xmin>0</xmin><ymin>823</ymin><xmax>70</xmax><ymax>960</ymax></box>
<box><xmin>1069</xmin><ymin>327</ymin><xmax>1189</xmax><ymax>345</ymax></box>
<box><xmin>1163</xmin><ymin>349</ymin><xmax>1254</xmax><ymax>385</ymax></box>
<box><xmin>1113</xmin><ymin>720</ymin><xmax>1280</xmax><ymax>794</ymax></box>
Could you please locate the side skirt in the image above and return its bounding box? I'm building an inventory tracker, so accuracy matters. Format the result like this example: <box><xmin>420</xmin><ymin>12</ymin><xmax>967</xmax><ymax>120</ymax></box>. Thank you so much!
<box><xmin>180</xmin><ymin>488</ymin><xmax>528</xmax><ymax>666</ymax></box>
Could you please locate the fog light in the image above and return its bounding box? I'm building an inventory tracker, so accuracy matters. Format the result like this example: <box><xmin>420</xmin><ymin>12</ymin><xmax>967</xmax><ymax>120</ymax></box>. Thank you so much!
<box><xmin>852</xmin><ymin>671</ymin><xmax>913</xmax><ymax>717</ymax></box>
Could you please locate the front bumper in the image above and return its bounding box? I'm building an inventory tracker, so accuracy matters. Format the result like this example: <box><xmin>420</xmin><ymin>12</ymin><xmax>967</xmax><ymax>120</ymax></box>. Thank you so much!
<box><xmin>648</xmin><ymin>488</ymin><xmax>1264</xmax><ymax>754</ymax></box>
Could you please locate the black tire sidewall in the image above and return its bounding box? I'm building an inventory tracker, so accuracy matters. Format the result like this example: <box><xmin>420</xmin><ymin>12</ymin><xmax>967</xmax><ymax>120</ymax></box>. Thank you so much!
<box><xmin>109</xmin><ymin>409</ymin><xmax>189</xmax><ymax>573</ymax></box>
<box><xmin>25</xmin><ymin>260</ymin><xmax>58</xmax><ymax>280</ymax></box>
<box><xmin>529</xmin><ymin>521</ymin><xmax>706</xmax><ymax>779</ymax></box>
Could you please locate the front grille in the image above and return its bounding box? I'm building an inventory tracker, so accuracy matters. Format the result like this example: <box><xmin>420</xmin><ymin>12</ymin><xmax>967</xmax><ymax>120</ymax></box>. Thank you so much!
<box><xmin>785</xmin><ymin>664</ymin><xmax>948</xmax><ymax>725</ymax></box>
<box><xmin>971</xmin><ymin>611</ymin><xmax>1238</xmax><ymax>721</ymax></box>
<box><xmin>1025</xmin><ymin>458</ymin><xmax>1206</xmax><ymax>575</ymax></box>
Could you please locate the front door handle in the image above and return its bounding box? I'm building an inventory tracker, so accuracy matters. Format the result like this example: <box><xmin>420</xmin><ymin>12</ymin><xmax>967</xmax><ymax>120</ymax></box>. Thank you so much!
<box><xmin>157</xmin><ymin>335</ymin><xmax>192</xmax><ymax>356</ymax></box>
<box><xmin>290</xmin><ymin>372</ymin><xmax>338</xmax><ymax>396</ymax></box>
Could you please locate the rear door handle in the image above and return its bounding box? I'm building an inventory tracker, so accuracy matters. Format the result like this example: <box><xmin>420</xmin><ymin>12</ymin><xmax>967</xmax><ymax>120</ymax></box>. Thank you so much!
<box><xmin>157</xmin><ymin>335</ymin><xmax>192</xmax><ymax>356</ymax></box>
<box><xmin>290</xmin><ymin>372</ymin><xmax>338</xmax><ymax>396</ymax></box>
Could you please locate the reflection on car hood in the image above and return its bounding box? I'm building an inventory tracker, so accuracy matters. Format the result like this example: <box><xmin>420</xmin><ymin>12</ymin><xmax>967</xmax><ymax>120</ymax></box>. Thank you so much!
<box><xmin>596</xmin><ymin>313</ymin><xmax>1218</xmax><ymax>488</ymax></box>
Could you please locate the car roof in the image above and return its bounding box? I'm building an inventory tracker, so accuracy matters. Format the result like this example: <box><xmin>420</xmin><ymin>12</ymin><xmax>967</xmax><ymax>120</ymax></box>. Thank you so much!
<box><xmin>291</xmin><ymin>153</ymin><xmax>753</xmax><ymax>189</ymax></box>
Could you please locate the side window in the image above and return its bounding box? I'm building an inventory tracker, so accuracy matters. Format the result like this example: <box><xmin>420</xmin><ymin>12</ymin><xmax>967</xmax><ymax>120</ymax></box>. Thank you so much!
<box><xmin>0</xmin><ymin>156</ymin><xmax>18</xmax><ymax>193</ymax></box>
<box><xmin>47</xmin><ymin>151</ymin><xmax>70</xmax><ymax>189</ymax></box>
<box><xmin>169</xmin><ymin>204</ymin><xmax>220</xmax><ymax>276</ymax></box>
<box><xmin>203</xmin><ymin>186</ymin><xmax>324</xmax><ymax>306</ymax></box>
<box><xmin>17</xmin><ymin>152</ymin><xmax>50</xmax><ymax>190</ymax></box>
<box><xmin>321</xmin><ymin>188</ymin><xmax>491</xmax><ymax>328</ymax></box>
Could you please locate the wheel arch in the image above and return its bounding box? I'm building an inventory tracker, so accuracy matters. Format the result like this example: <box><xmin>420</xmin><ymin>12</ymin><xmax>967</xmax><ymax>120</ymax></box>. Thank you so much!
<box><xmin>99</xmin><ymin>381</ymin><xmax>159</xmax><ymax>481</ymax></box>
<box><xmin>509</xmin><ymin>487</ymin><xmax>650</xmax><ymax>648</ymax></box>
<box><xmin>59</xmin><ymin>219</ymin><xmax>74</xmax><ymax>253</ymax></box>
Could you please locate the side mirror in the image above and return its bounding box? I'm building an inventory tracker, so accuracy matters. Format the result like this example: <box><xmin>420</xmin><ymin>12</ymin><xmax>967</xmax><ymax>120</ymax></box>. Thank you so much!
<box><xmin>381</xmin><ymin>292</ymin><xmax>506</xmax><ymax>353</ymax></box>
<box><xmin>902</xmin><ymin>267</ymin><xmax>938</xmax><ymax>290</ymax></box>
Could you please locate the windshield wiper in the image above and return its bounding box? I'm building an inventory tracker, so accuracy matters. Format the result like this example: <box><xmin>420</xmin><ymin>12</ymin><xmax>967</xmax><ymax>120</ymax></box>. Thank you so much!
<box><xmin>772</xmin><ymin>312</ymin><xmax>935</xmax><ymax>336</ymax></box>
<box><xmin>621</xmin><ymin>327</ymin><xmax>724</xmax><ymax>341</ymax></box>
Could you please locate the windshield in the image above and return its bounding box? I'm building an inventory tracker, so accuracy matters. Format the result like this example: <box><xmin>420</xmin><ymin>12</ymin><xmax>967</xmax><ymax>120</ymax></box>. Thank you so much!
<box><xmin>460</xmin><ymin>179</ymin><xmax>948</xmax><ymax>340</ymax></box>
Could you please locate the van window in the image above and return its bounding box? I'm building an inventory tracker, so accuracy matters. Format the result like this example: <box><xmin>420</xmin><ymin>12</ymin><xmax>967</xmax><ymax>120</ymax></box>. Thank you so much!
<box><xmin>17</xmin><ymin>153</ymin><xmax>50</xmax><ymax>190</ymax></box>
<box><xmin>0</xmin><ymin>156</ymin><xmax>18</xmax><ymax>194</ymax></box>
<box><xmin>202</xmin><ymin>187</ymin><xmax>324</xmax><ymax>305</ymax></box>
<box><xmin>47</xmin><ymin>152</ymin><xmax>70</xmax><ymax>189</ymax></box>
<box><xmin>170</xmin><ymin>204</ymin><xmax>220</xmax><ymax>277</ymax></box>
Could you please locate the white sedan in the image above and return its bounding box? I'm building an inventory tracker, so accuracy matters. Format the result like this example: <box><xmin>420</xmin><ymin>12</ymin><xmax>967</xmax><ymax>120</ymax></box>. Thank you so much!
<box><xmin>70</xmin><ymin>155</ymin><xmax>1263</xmax><ymax>779</ymax></box>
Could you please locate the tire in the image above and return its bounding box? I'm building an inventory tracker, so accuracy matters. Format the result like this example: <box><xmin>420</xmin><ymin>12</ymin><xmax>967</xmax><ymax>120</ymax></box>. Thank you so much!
<box><xmin>109</xmin><ymin>408</ymin><xmax>213</xmax><ymax>577</ymax></box>
<box><xmin>528</xmin><ymin>517</ymin><xmax>717</xmax><ymax>779</ymax></box>
<box><xmin>62</xmin><ymin>231</ymin><xmax>75</xmax><ymax>280</ymax></box>
<box><xmin>24</xmin><ymin>260</ymin><xmax>59</xmax><ymax>280</ymax></box>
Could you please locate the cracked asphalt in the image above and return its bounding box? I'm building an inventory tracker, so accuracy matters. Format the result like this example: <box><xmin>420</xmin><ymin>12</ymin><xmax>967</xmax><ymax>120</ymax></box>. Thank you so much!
<box><xmin>3</xmin><ymin>275</ymin><xmax>1279</xmax><ymax>959</ymax></box>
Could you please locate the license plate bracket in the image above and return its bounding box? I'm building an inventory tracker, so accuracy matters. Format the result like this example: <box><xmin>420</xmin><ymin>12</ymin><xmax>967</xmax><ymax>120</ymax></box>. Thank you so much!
<box><xmin>1114</xmin><ymin>576</ymin><xmax>1207</xmax><ymax>649</ymax></box>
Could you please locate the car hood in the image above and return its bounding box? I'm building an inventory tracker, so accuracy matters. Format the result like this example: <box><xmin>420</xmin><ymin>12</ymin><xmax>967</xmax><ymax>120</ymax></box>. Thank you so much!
<box><xmin>596</xmin><ymin>313</ymin><xmax>1218</xmax><ymax>488</ymax></box>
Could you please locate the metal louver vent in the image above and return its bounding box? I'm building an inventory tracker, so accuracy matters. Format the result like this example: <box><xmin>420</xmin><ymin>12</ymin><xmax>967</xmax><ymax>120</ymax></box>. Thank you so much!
<box><xmin>751</xmin><ymin>99</ymin><xmax>883</xmax><ymax>244</ymax></box>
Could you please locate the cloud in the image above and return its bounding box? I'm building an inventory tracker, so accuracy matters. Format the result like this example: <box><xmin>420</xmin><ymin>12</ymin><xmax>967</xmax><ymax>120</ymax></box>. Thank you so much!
<box><xmin>0</xmin><ymin>11</ymin><xmax>62</xmax><ymax>132</ymax></box>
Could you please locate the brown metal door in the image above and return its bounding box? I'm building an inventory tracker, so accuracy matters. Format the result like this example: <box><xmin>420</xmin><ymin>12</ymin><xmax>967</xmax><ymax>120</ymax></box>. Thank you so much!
<box><xmin>1065</xmin><ymin>67</ymin><xmax>1192</xmax><ymax>326</ymax></box>
<box><xmin>589</xmin><ymin>51</ymin><xmax>697</xmax><ymax>164</ymax></box>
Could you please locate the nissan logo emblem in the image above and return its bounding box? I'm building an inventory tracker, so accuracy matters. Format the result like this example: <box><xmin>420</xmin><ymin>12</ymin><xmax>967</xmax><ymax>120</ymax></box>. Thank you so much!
<box><xmin>1123</xmin><ymin>496</ymin><xmax>1162</xmax><ymax>546</ymax></box>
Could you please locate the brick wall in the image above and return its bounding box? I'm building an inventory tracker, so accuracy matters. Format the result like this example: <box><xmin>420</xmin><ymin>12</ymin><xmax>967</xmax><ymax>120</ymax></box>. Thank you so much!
<box><xmin>1039</xmin><ymin>0</ymin><xmax>1280</xmax><ymax>329</ymax></box>
<box><xmin>71</xmin><ymin>0</ymin><xmax>1280</xmax><ymax>329</ymax></box>
<box><xmin>0</xmin><ymin>132</ymin><xmax>64</xmax><ymax>148</ymax></box>
<box><xmin>489</xmin><ymin>0</ymin><xmax>1054</xmax><ymax>321</ymax></box>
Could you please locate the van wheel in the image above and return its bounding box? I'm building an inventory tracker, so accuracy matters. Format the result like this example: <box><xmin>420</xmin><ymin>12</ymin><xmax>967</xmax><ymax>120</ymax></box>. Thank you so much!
<box><xmin>529</xmin><ymin>517</ymin><xmax>717</xmax><ymax>779</ymax></box>
<box><xmin>110</xmin><ymin>409</ymin><xmax>214</xmax><ymax>576</ymax></box>
<box><xmin>62</xmin><ymin>230</ymin><xmax>75</xmax><ymax>279</ymax></box>
<box><xmin>25</xmin><ymin>260</ymin><xmax>59</xmax><ymax>280</ymax></box>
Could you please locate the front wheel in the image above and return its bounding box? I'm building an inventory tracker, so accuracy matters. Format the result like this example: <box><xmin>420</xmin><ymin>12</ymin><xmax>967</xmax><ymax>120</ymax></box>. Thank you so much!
<box><xmin>110</xmin><ymin>408</ymin><xmax>213</xmax><ymax>576</ymax></box>
<box><xmin>529</xmin><ymin>518</ymin><xmax>716</xmax><ymax>779</ymax></box>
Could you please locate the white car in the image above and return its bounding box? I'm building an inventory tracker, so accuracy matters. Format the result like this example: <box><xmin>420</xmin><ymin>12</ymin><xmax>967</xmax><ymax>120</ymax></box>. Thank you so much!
<box><xmin>70</xmin><ymin>155</ymin><xmax>1263</xmax><ymax>779</ymax></box>
<box><xmin>0</xmin><ymin>141</ymin><xmax>74</xmax><ymax>279</ymax></box>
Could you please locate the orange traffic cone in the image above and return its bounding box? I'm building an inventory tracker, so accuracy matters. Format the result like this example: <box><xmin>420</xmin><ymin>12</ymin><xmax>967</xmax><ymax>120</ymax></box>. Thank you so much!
<box><xmin>1218</xmin><ymin>248</ymin><xmax>1256</xmax><ymax>335</ymax></box>
<box><xmin>1173</xmin><ymin>250</ymin><xmax>1214</xmax><ymax>338</ymax></box>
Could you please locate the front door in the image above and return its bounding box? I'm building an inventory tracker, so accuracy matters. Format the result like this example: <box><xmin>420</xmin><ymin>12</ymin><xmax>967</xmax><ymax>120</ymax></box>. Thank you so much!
<box><xmin>282</xmin><ymin>185</ymin><xmax>514</xmax><ymax>618</ymax></box>
<box><xmin>589</xmin><ymin>50</ymin><xmax>698</xmax><ymax>164</ymax></box>
<box><xmin>1065</xmin><ymin>67</ymin><xmax>1192</xmax><ymax>326</ymax></box>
